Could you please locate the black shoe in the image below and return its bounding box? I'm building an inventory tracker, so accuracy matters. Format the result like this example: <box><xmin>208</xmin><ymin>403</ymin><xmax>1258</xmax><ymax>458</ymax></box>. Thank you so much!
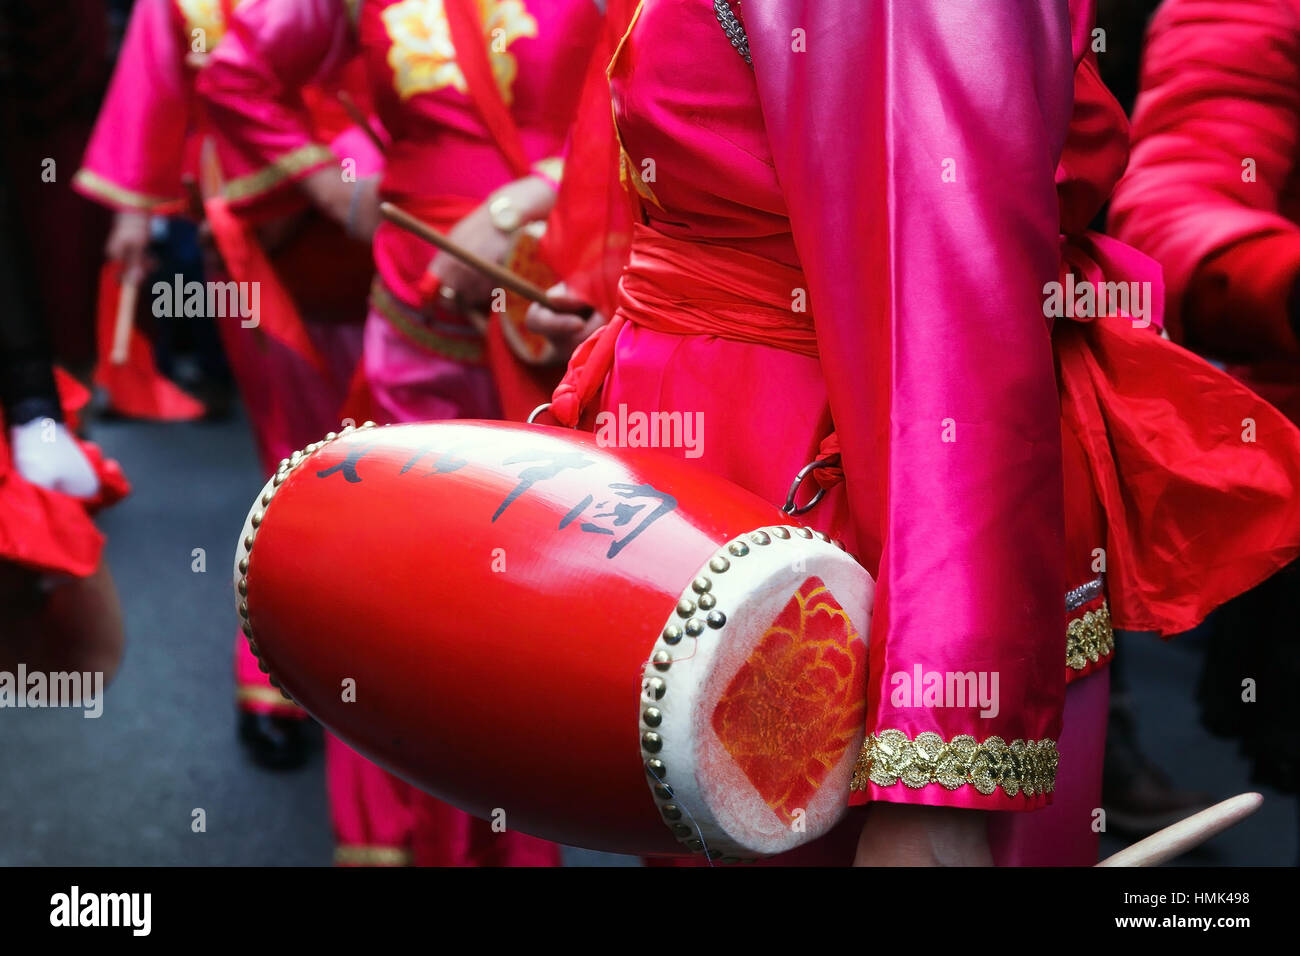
<box><xmin>238</xmin><ymin>712</ymin><xmax>309</xmax><ymax>771</ymax></box>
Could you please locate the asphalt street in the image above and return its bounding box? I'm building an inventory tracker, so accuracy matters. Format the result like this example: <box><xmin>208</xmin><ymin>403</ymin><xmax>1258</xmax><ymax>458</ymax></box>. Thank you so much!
<box><xmin>0</xmin><ymin>411</ymin><xmax>1292</xmax><ymax>866</ymax></box>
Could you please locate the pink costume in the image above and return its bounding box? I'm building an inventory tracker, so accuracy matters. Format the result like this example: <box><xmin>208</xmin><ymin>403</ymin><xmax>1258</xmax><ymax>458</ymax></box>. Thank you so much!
<box><xmin>74</xmin><ymin>0</ymin><xmax>380</xmax><ymax>721</ymax></box>
<box><xmin>198</xmin><ymin>0</ymin><xmax>597</xmax><ymax>426</ymax></box>
<box><xmin>544</xmin><ymin>0</ymin><xmax>1300</xmax><ymax>864</ymax></box>
<box><xmin>198</xmin><ymin>0</ymin><xmax>603</xmax><ymax>866</ymax></box>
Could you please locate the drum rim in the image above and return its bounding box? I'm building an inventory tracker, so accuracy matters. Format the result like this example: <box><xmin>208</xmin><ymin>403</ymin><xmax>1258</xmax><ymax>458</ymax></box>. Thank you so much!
<box><xmin>639</xmin><ymin>524</ymin><xmax>871</xmax><ymax>862</ymax></box>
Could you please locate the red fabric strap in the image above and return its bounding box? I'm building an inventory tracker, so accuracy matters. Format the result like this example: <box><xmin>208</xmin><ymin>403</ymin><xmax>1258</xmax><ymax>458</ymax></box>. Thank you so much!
<box><xmin>444</xmin><ymin>0</ymin><xmax>532</xmax><ymax>180</ymax></box>
<box><xmin>203</xmin><ymin>196</ymin><xmax>327</xmax><ymax>374</ymax></box>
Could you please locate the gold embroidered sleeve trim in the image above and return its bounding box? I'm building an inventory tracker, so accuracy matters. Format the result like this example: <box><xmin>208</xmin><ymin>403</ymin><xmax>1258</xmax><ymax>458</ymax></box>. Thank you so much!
<box><xmin>72</xmin><ymin>168</ymin><xmax>187</xmax><ymax>213</ymax></box>
<box><xmin>221</xmin><ymin>144</ymin><xmax>337</xmax><ymax>204</ymax></box>
<box><xmin>1066</xmin><ymin>603</ymin><xmax>1114</xmax><ymax>671</ymax></box>
<box><xmin>851</xmin><ymin>729</ymin><xmax>1058</xmax><ymax>797</ymax></box>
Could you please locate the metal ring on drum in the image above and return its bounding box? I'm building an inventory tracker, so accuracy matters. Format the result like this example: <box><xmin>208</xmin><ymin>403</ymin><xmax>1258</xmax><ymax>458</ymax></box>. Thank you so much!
<box><xmin>783</xmin><ymin>453</ymin><xmax>841</xmax><ymax>516</ymax></box>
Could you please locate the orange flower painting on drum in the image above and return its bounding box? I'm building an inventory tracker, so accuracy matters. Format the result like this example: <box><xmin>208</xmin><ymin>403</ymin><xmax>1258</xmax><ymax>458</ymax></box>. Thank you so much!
<box><xmin>712</xmin><ymin>578</ymin><xmax>867</xmax><ymax>824</ymax></box>
<box><xmin>381</xmin><ymin>0</ymin><xmax>538</xmax><ymax>103</ymax></box>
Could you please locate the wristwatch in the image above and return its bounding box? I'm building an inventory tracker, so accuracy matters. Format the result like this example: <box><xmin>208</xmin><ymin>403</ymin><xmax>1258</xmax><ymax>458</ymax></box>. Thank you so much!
<box><xmin>487</xmin><ymin>192</ymin><xmax>523</xmax><ymax>233</ymax></box>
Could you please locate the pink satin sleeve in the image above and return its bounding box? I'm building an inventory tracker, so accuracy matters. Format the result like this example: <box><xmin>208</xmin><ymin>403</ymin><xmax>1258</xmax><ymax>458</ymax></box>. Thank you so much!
<box><xmin>73</xmin><ymin>0</ymin><xmax>191</xmax><ymax>213</ymax></box>
<box><xmin>747</xmin><ymin>0</ymin><xmax>1073</xmax><ymax>809</ymax></box>
<box><xmin>195</xmin><ymin>0</ymin><xmax>355</xmax><ymax>206</ymax></box>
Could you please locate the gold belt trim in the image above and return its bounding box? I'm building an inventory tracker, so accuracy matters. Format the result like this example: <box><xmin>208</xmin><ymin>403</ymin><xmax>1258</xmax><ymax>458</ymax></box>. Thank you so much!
<box><xmin>334</xmin><ymin>844</ymin><xmax>414</xmax><ymax>866</ymax></box>
<box><xmin>370</xmin><ymin>277</ymin><xmax>486</xmax><ymax>362</ymax></box>
<box><xmin>852</xmin><ymin>730</ymin><xmax>1058</xmax><ymax>797</ymax></box>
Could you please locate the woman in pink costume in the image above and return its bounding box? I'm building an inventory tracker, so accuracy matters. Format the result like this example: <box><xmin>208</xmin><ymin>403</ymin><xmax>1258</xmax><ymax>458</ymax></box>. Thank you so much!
<box><xmin>528</xmin><ymin>0</ymin><xmax>1300</xmax><ymax>864</ymax></box>
<box><xmin>198</xmin><ymin>0</ymin><xmax>606</xmax><ymax>865</ymax></box>
<box><xmin>75</xmin><ymin>0</ymin><xmax>381</xmax><ymax>767</ymax></box>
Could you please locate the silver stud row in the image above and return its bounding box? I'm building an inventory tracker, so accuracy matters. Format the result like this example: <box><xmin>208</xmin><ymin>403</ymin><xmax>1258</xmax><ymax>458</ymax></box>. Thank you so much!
<box><xmin>640</xmin><ymin>523</ymin><xmax>846</xmax><ymax>862</ymax></box>
<box><xmin>236</xmin><ymin>422</ymin><xmax>378</xmax><ymax>701</ymax></box>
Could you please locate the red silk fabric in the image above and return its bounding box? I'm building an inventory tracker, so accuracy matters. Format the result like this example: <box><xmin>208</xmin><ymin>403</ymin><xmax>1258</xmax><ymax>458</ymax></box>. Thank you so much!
<box><xmin>549</xmin><ymin>224</ymin><xmax>813</xmax><ymax>427</ymax></box>
<box><xmin>93</xmin><ymin>263</ymin><xmax>206</xmax><ymax>421</ymax></box>
<box><xmin>203</xmin><ymin>195</ymin><xmax>327</xmax><ymax>373</ymax></box>
<box><xmin>1058</xmin><ymin>232</ymin><xmax>1300</xmax><ymax>635</ymax></box>
<box><xmin>443</xmin><ymin>0</ymin><xmax>532</xmax><ymax>179</ymax></box>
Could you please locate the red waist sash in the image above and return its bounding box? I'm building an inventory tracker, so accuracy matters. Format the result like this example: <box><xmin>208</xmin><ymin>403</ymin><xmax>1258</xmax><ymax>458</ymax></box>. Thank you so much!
<box><xmin>550</xmin><ymin>225</ymin><xmax>816</xmax><ymax>425</ymax></box>
<box><xmin>619</xmin><ymin>223</ymin><xmax>818</xmax><ymax>356</ymax></box>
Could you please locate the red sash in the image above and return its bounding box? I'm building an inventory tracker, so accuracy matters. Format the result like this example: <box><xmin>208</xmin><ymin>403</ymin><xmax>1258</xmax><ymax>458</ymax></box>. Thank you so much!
<box><xmin>550</xmin><ymin>225</ymin><xmax>813</xmax><ymax>427</ymax></box>
<box><xmin>204</xmin><ymin>196</ymin><xmax>327</xmax><ymax>374</ymax></box>
<box><xmin>444</xmin><ymin>0</ymin><xmax>531</xmax><ymax>179</ymax></box>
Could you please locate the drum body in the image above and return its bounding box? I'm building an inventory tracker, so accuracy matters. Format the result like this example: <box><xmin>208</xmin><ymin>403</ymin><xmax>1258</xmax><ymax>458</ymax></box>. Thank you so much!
<box><xmin>235</xmin><ymin>421</ymin><xmax>873</xmax><ymax>859</ymax></box>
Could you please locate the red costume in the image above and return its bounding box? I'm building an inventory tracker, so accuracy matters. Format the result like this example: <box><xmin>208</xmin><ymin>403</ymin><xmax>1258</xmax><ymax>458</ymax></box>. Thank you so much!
<box><xmin>1109</xmin><ymin>0</ymin><xmax>1300</xmax><ymax>425</ymax></box>
<box><xmin>0</xmin><ymin>375</ymin><xmax>128</xmax><ymax>579</ymax></box>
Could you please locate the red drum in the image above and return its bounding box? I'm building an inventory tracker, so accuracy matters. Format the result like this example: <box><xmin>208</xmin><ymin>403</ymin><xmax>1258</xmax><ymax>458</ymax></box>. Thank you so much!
<box><xmin>234</xmin><ymin>421</ymin><xmax>874</xmax><ymax>860</ymax></box>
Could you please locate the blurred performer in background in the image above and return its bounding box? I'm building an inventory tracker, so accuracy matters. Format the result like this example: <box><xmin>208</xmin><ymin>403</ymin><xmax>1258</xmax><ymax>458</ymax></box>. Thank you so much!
<box><xmin>75</xmin><ymin>0</ymin><xmax>381</xmax><ymax>769</ymax></box>
<box><xmin>1</xmin><ymin>9</ymin><xmax>128</xmax><ymax>684</ymax></box>
<box><xmin>198</xmin><ymin>0</ymin><xmax>606</xmax><ymax>865</ymax></box>
<box><xmin>526</xmin><ymin>0</ymin><xmax>1300</xmax><ymax>865</ymax></box>
<box><xmin>1109</xmin><ymin>0</ymin><xmax>1300</xmax><ymax>861</ymax></box>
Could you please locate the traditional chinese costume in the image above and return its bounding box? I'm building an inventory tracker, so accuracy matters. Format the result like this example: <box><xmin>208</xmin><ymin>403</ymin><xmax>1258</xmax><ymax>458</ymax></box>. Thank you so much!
<box><xmin>74</xmin><ymin>0</ymin><xmax>380</xmax><ymax>735</ymax></box>
<box><xmin>541</xmin><ymin>0</ymin><xmax>1300</xmax><ymax>864</ymax></box>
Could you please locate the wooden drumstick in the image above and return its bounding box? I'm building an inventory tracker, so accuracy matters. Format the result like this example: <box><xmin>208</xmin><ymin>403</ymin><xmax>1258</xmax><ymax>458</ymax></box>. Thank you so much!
<box><xmin>110</xmin><ymin>274</ymin><xmax>139</xmax><ymax>365</ymax></box>
<box><xmin>1095</xmin><ymin>792</ymin><xmax>1263</xmax><ymax>867</ymax></box>
<box><xmin>378</xmin><ymin>201</ymin><xmax>591</xmax><ymax>317</ymax></box>
<box><xmin>337</xmin><ymin>91</ymin><xmax>387</xmax><ymax>156</ymax></box>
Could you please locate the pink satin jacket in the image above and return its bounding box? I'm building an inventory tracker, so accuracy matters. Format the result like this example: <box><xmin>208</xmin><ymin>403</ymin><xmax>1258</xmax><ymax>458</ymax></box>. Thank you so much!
<box><xmin>74</xmin><ymin>0</ymin><xmax>231</xmax><ymax>213</ymax></box>
<box><xmin>594</xmin><ymin>0</ymin><xmax>1079</xmax><ymax>810</ymax></box>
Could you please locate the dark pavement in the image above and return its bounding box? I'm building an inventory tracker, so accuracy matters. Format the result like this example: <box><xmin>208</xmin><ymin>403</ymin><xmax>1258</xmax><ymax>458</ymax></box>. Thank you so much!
<box><xmin>0</xmin><ymin>411</ymin><xmax>1292</xmax><ymax>866</ymax></box>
